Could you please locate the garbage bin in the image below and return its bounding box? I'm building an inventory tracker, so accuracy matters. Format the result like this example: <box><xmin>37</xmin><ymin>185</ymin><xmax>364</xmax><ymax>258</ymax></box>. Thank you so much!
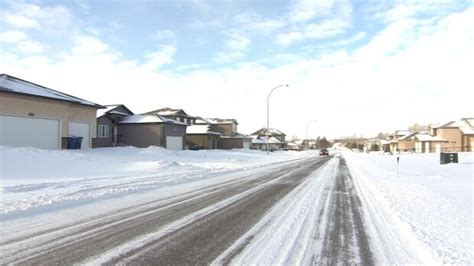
<box><xmin>67</xmin><ymin>136</ymin><xmax>83</xmax><ymax>149</ymax></box>
<box><xmin>440</xmin><ymin>152</ymin><xmax>458</xmax><ymax>164</ymax></box>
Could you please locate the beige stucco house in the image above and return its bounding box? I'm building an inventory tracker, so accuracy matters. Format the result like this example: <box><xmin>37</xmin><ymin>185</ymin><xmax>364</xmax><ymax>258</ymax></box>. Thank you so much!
<box><xmin>0</xmin><ymin>74</ymin><xmax>104</xmax><ymax>149</ymax></box>
<box><xmin>431</xmin><ymin>118</ymin><xmax>474</xmax><ymax>152</ymax></box>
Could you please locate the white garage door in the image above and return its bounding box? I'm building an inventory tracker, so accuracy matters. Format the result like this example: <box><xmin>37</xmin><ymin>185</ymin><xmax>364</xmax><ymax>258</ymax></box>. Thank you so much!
<box><xmin>0</xmin><ymin>115</ymin><xmax>60</xmax><ymax>149</ymax></box>
<box><xmin>166</xmin><ymin>136</ymin><xmax>183</xmax><ymax>151</ymax></box>
<box><xmin>68</xmin><ymin>122</ymin><xmax>90</xmax><ymax>149</ymax></box>
<box><xmin>243</xmin><ymin>141</ymin><xmax>250</xmax><ymax>149</ymax></box>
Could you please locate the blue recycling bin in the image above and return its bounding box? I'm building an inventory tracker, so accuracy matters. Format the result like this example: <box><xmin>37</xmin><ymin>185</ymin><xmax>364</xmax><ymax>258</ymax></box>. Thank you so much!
<box><xmin>67</xmin><ymin>137</ymin><xmax>83</xmax><ymax>149</ymax></box>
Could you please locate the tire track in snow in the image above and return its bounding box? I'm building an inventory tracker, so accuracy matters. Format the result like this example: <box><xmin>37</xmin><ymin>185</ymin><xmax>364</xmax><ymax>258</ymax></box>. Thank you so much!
<box><xmin>216</xmin><ymin>156</ymin><xmax>374</xmax><ymax>265</ymax></box>
<box><xmin>0</xmin><ymin>157</ymin><xmax>321</xmax><ymax>265</ymax></box>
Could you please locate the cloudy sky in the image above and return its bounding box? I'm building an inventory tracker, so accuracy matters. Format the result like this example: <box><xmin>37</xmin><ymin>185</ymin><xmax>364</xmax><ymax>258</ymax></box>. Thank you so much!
<box><xmin>1</xmin><ymin>0</ymin><xmax>473</xmax><ymax>139</ymax></box>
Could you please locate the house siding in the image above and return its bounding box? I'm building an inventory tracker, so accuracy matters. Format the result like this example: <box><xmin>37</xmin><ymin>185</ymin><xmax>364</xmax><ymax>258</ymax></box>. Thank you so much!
<box><xmin>397</xmin><ymin>139</ymin><xmax>415</xmax><ymax>151</ymax></box>
<box><xmin>187</xmin><ymin>134</ymin><xmax>219</xmax><ymax>149</ymax></box>
<box><xmin>93</xmin><ymin>116</ymin><xmax>113</xmax><ymax>147</ymax></box>
<box><xmin>0</xmin><ymin>92</ymin><xmax>98</xmax><ymax>148</ymax></box>
<box><xmin>213</xmin><ymin>124</ymin><xmax>234</xmax><ymax>136</ymax></box>
<box><xmin>218</xmin><ymin>138</ymin><xmax>244</xmax><ymax>149</ymax></box>
<box><xmin>118</xmin><ymin>124</ymin><xmax>164</xmax><ymax>148</ymax></box>
<box><xmin>436</xmin><ymin>128</ymin><xmax>463</xmax><ymax>152</ymax></box>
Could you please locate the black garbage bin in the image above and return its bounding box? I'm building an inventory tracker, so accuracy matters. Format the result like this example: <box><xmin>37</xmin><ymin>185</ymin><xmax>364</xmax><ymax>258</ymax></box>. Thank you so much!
<box><xmin>67</xmin><ymin>136</ymin><xmax>83</xmax><ymax>149</ymax></box>
<box><xmin>440</xmin><ymin>152</ymin><xmax>458</xmax><ymax>164</ymax></box>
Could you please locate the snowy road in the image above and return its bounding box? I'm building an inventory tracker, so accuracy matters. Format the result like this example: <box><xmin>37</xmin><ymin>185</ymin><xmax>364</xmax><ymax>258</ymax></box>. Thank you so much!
<box><xmin>0</xmin><ymin>154</ymin><xmax>376</xmax><ymax>265</ymax></box>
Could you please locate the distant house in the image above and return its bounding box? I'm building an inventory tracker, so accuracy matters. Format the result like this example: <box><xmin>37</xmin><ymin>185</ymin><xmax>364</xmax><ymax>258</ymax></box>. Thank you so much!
<box><xmin>413</xmin><ymin>132</ymin><xmax>448</xmax><ymax>153</ymax></box>
<box><xmin>388</xmin><ymin>130</ymin><xmax>411</xmax><ymax>153</ymax></box>
<box><xmin>118</xmin><ymin>114</ymin><xmax>187</xmax><ymax>150</ymax></box>
<box><xmin>186</xmin><ymin>118</ymin><xmax>221</xmax><ymax>149</ymax></box>
<box><xmin>94</xmin><ymin>104</ymin><xmax>134</xmax><ymax>147</ymax></box>
<box><xmin>250</xmin><ymin>128</ymin><xmax>286</xmax><ymax>150</ymax></box>
<box><xmin>396</xmin><ymin>131</ymin><xmax>419</xmax><ymax>152</ymax></box>
<box><xmin>431</xmin><ymin>118</ymin><xmax>474</xmax><ymax>152</ymax></box>
<box><xmin>201</xmin><ymin>118</ymin><xmax>252</xmax><ymax>149</ymax></box>
<box><xmin>144</xmin><ymin>107</ymin><xmax>196</xmax><ymax>125</ymax></box>
<box><xmin>0</xmin><ymin>74</ymin><xmax>104</xmax><ymax>149</ymax></box>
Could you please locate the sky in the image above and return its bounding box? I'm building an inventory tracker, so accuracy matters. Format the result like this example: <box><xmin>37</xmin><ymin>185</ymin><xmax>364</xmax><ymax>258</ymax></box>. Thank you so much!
<box><xmin>0</xmin><ymin>0</ymin><xmax>473</xmax><ymax>139</ymax></box>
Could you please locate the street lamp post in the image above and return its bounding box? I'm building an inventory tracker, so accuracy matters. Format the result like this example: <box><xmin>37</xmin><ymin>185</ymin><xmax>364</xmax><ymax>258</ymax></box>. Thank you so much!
<box><xmin>266</xmin><ymin>84</ymin><xmax>289</xmax><ymax>154</ymax></box>
<box><xmin>306</xmin><ymin>120</ymin><xmax>318</xmax><ymax>149</ymax></box>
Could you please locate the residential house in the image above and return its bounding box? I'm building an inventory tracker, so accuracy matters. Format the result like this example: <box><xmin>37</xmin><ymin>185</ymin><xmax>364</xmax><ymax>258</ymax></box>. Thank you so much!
<box><xmin>94</xmin><ymin>104</ymin><xmax>134</xmax><ymax>147</ymax></box>
<box><xmin>118</xmin><ymin>114</ymin><xmax>187</xmax><ymax>150</ymax></box>
<box><xmin>396</xmin><ymin>131</ymin><xmax>419</xmax><ymax>152</ymax></box>
<box><xmin>0</xmin><ymin>74</ymin><xmax>104</xmax><ymax>149</ymax></box>
<box><xmin>250</xmin><ymin>128</ymin><xmax>286</xmax><ymax>150</ymax></box>
<box><xmin>388</xmin><ymin>130</ymin><xmax>411</xmax><ymax>153</ymax></box>
<box><xmin>144</xmin><ymin>107</ymin><xmax>196</xmax><ymax>125</ymax></box>
<box><xmin>186</xmin><ymin>118</ymin><xmax>221</xmax><ymax>149</ymax></box>
<box><xmin>413</xmin><ymin>132</ymin><xmax>448</xmax><ymax>153</ymax></box>
<box><xmin>431</xmin><ymin>118</ymin><xmax>474</xmax><ymax>152</ymax></box>
<box><xmin>202</xmin><ymin>118</ymin><xmax>252</xmax><ymax>149</ymax></box>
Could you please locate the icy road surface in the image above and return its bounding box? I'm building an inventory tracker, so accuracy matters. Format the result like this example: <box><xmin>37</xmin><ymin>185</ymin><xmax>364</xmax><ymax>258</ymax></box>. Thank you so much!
<box><xmin>0</xmin><ymin>154</ymin><xmax>376</xmax><ymax>264</ymax></box>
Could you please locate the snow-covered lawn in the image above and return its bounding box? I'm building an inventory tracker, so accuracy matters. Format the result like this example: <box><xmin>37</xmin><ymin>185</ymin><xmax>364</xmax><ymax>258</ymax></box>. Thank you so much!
<box><xmin>0</xmin><ymin>146</ymin><xmax>314</xmax><ymax>215</ymax></box>
<box><xmin>344</xmin><ymin>151</ymin><xmax>473</xmax><ymax>264</ymax></box>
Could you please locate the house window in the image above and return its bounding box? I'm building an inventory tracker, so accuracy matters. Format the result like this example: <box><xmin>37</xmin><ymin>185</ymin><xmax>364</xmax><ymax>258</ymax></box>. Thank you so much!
<box><xmin>98</xmin><ymin>124</ymin><xmax>109</xmax><ymax>138</ymax></box>
<box><xmin>184</xmin><ymin>118</ymin><xmax>188</xmax><ymax>124</ymax></box>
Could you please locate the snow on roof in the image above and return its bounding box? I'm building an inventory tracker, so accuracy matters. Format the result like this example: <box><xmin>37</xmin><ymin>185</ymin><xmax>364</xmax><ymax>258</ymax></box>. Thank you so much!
<box><xmin>96</xmin><ymin>105</ymin><xmax>121</xmax><ymax>118</ymax></box>
<box><xmin>432</xmin><ymin>119</ymin><xmax>474</xmax><ymax>134</ymax></box>
<box><xmin>415</xmin><ymin>134</ymin><xmax>448</xmax><ymax>142</ymax></box>
<box><xmin>119</xmin><ymin>114</ymin><xmax>187</xmax><ymax>125</ymax></box>
<box><xmin>207</xmin><ymin>118</ymin><xmax>238</xmax><ymax>125</ymax></box>
<box><xmin>0</xmin><ymin>74</ymin><xmax>103</xmax><ymax>108</ymax></box>
<box><xmin>251</xmin><ymin>136</ymin><xmax>282</xmax><ymax>144</ymax></box>
<box><xmin>186</xmin><ymin>125</ymin><xmax>221</xmax><ymax>135</ymax></box>
<box><xmin>251</xmin><ymin>127</ymin><xmax>286</xmax><ymax>136</ymax></box>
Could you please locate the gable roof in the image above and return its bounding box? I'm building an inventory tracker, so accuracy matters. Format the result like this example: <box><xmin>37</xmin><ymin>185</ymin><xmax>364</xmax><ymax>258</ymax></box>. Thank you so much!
<box><xmin>206</xmin><ymin>118</ymin><xmax>239</xmax><ymax>125</ymax></box>
<box><xmin>414</xmin><ymin>134</ymin><xmax>448</xmax><ymax>142</ymax></box>
<box><xmin>97</xmin><ymin>104</ymin><xmax>134</xmax><ymax>118</ymax></box>
<box><xmin>432</xmin><ymin>118</ymin><xmax>474</xmax><ymax>135</ymax></box>
<box><xmin>144</xmin><ymin>107</ymin><xmax>195</xmax><ymax>118</ymax></box>
<box><xmin>251</xmin><ymin>127</ymin><xmax>286</xmax><ymax>136</ymax></box>
<box><xmin>0</xmin><ymin>74</ymin><xmax>104</xmax><ymax>108</ymax></box>
<box><xmin>119</xmin><ymin>114</ymin><xmax>187</xmax><ymax>125</ymax></box>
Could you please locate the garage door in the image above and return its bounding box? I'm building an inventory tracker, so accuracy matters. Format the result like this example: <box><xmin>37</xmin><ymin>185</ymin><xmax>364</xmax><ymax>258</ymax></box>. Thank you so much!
<box><xmin>243</xmin><ymin>141</ymin><xmax>250</xmax><ymax>149</ymax></box>
<box><xmin>166</xmin><ymin>136</ymin><xmax>183</xmax><ymax>151</ymax></box>
<box><xmin>0</xmin><ymin>115</ymin><xmax>60</xmax><ymax>149</ymax></box>
<box><xmin>68</xmin><ymin>122</ymin><xmax>90</xmax><ymax>149</ymax></box>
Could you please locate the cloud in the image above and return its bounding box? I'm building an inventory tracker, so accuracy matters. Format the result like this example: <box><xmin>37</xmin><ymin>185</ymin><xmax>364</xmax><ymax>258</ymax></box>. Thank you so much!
<box><xmin>214</xmin><ymin>32</ymin><xmax>251</xmax><ymax>63</ymax></box>
<box><xmin>144</xmin><ymin>45</ymin><xmax>177</xmax><ymax>70</ymax></box>
<box><xmin>4</xmin><ymin>14</ymin><xmax>39</xmax><ymax>28</ymax></box>
<box><xmin>1</xmin><ymin>2</ymin><xmax>73</xmax><ymax>32</ymax></box>
<box><xmin>152</xmin><ymin>30</ymin><xmax>176</xmax><ymax>44</ymax></box>
<box><xmin>0</xmin><ymin>30</ymin><xmax>46</xmax><ymax>53</ymax></box>
<box><xmin>288</xmin><ymin>0</ymin><xmax>335</xmax><ymax>22</ymax></box>
<box><xmin>71</xmin><ymin>35</ymin><xmax>109</xmax><ymax>55</ymax></box>
<box><xmin>277</xmin><ymin>18</ymin><xmax>350</xmax><ymax>46</ymax></box>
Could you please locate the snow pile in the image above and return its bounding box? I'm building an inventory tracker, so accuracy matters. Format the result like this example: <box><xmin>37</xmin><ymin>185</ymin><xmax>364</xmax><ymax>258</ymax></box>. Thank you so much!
<box><xmin>344</xmin><ymin>151</ymin><xmax>473</xmax><ymax>264</ymax></box>
<box><xmin>0</xmin><ymin>146</ymin><xmax>314</xmax><ymax>215</ymax></box>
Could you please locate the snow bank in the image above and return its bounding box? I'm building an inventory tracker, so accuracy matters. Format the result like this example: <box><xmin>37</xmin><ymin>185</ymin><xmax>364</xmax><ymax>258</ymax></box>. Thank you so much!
<box><xmin>343</xmin><ymin>151</ymin><xmax>473</xmax><ymax>264</ymax></box>
<box><xmin>0</xmin><ymin>146</ymin><xmax>315</xmax><ymax>215</ymax></box>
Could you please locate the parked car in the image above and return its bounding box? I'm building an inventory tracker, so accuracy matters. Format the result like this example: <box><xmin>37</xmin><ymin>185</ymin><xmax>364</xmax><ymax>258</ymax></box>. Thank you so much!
<box><xmin>190</xmin><ymin>145</ymin><xmax>204</xmax><ymax>150</ymax></box>
<box><xmin>319</xmin><ymin>148</ymin><xmax>329</xmax><ymax>156</ymax></box>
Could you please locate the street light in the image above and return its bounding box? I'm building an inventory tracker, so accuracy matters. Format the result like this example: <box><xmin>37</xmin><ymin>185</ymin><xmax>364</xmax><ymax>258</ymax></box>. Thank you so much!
<box><xmin>306</xmin><ymin>120</ymin><xmax>318</xmax><ymax>149</ymax></box>
<box><xmin>266</xmin><ymin>84</ymin><xmax>289</xmax><ymax>154</ymax></box>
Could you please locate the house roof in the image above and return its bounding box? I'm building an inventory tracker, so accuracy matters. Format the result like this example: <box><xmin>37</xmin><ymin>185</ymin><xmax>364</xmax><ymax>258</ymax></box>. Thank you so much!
<box><xmin>186</xmin><ymin>125</ymin><xmax>221</xmax><ymax>135</ymax></box>
<box><xmin>206</xmin><ymin>118</ymin><xmax>239</xmax><ymax>125</ymax></box>
<box><xmin>251</xmin><ymin>136</ymin><xmax>282</xmax><ymax>144</ymax></box>
<box><xmin>119</xmin><ymin>114</ymin><xmax>187</xmax><ymax>125</ymax></box>
<box><xmin>97</xmin><ymin>104</ymin><xmax>134</xmax><ymax>118</ymax></box>
<box><xmin>414</xmin><ymin>134</ymin><xmax>448</xmax><ymax>142</ymax></box>
<box><xmin>397</xmin><ymin>131</ymin><xmax>419</xmax><ymax>141</ymax></box>
<box><xmin>0</xmin><ymin>74</ymin><xmax>104</xmax><ymax>108</ymax></box>
<box><xmin>220</xmin><ymin>132</ymin><xmax>252</xmax><ymax>139</ymax></box>
<box><xmin>251</xmin><ymin>127</ymin><xmax>286</xmax><ymax>136</ymax></box>
<box><xmin>144</xmin><ymin>107</ymin><xmax>196</xmax><ymax>118</ymax></box>
<box><xmin>432</xmin><ymin>118</ymin><xmax>474</xmax><ymax>135</ymax></box>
